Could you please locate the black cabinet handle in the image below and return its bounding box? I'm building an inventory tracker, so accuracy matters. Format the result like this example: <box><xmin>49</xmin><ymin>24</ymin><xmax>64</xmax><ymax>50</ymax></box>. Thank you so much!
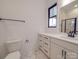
<box><xmin>64</xmin><ymin>51</ymin><xmax>67</xmax><ymax>59</ymax></box>
<box><xmin>40</xmin><ymin>46</ymin><xmax>42</xmax><ymax>47</ymax></box>
<box><xmin>45</xmin><ymin>42</ymin><xmax>48</xmax><ymax>46</ymax></box>
<box><xmin>25</xmin><ymin>40</ymin><xmax>29</xmax><ymax>43</ymax></box>
<box><xmin>62</xmin><ymin>50</ymin><xmax>64</xmax><ymax>57</ymax></box>
<box><xmin>44</xmin><ymin>37</ymin><xmax>48</xmax><ymax>39</ymax></box>
<box><xmin>40</xmin><ymin>40</ymin><xmax>42</xmax><ymax>41</ymax></box>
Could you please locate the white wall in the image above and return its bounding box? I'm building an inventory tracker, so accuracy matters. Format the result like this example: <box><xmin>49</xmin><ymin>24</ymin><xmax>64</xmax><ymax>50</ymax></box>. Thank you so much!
<box><xmin>0</xmin><ymin>22</ymin><xmax>8</xmax><ymax>59</ymax></box>
<box><xmin>0</xmin><ymin>0</ymin><xmax>46</xmax><ymax>59</ymax></box>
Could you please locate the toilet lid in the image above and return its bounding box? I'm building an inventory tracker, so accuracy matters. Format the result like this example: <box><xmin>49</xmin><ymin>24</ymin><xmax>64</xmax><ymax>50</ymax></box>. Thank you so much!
<box><xmin>5</xmin><ymin>51</ymin><xmax>21</xmax><ymax>59</ymax></box>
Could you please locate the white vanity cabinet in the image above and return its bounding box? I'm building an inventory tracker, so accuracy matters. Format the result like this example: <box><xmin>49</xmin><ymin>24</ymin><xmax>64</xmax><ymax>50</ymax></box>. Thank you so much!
<box><xmin>38</xmin><ymin>33</ymin><xmax>78</xmax><ymax>59</ymax></box>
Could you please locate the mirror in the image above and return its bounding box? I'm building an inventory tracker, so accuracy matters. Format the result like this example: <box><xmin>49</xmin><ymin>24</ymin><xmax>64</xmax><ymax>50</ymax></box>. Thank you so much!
<box><xmin>59</xmin><ymin>0</ymin><xmax>78</xmax><ymax>34</ymax></box>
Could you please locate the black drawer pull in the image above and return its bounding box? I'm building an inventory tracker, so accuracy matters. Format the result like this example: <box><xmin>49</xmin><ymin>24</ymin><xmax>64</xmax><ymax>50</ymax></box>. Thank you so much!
<box><xmin>40</xmin><ymin>40</ymin><xmax>42</xmax><ymax>41</ymax></box>
<box><xmin>64</xmin><ymin>51</ymin><xmax>67</xmax><ymax>59</ymax></box>
<box><xmin>45</xmin><ymin>42</ymin><xmax>48</xmax><ymax>45</ymax></box>
<box><xmin>40</xmin><ymin>46</ymin><xmax>42</xmax><ymax>47</ymax></box>
<box><xmin>44</xmin><ymin>37</ymin><xmax>48</xmax><ymax>39</ymax></box>
<box><xmin>62</xmin><ymin>50</ymin><xmax>64</xmax><ymax>57</ymax></box>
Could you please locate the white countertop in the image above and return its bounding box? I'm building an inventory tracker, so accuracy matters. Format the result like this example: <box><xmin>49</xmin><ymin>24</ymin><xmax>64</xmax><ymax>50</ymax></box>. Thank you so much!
<box><xmin>40</xmin><ymin>33</ymin><xmax>78</xmax><ymax>45</ymax></box>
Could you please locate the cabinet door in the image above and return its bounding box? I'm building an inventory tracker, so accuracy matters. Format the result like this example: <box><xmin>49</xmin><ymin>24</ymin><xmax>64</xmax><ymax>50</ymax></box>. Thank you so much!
<box><xmin>51</xmin><ymin>43</ymin><xmax>64</xmax><ymax>59</ymax></box>
<box><xmin>66</xmin><ymin>50</ymin><xmax>78</xmax><ymax>59</ymax></box>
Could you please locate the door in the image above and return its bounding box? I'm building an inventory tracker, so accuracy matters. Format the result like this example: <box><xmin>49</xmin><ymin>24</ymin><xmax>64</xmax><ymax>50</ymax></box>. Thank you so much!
<box><xmin>51</xmin><ymin>43</ymin><xmax>64</xmax><ymax>59</ymax></box>
<box><xmin>65</xmin><ymin>50</ymin><xmax>78</xmax><ymax>59</ymax></box>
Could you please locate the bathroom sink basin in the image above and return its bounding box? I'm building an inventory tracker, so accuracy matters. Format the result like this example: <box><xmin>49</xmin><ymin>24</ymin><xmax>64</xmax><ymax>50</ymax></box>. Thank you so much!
<box><xmin>58</xmin><ymin>33</ymin><xmax>78</xmax><ymax>40</ymax></box>
<box><xmin>61</xmin><ymin>36</ymin><xmax>78</xmax><ymax>40</ymax></box>
<box><xmin>58</xmin><ymin>33</ymin><xmax>78</xmax><ymax>41</ymax></box>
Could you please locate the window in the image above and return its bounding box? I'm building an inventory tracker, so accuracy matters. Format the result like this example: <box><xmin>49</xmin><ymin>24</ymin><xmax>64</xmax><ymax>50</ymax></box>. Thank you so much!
<box><xmin>48</xmin><ymin>3</ymin><xmax>57</xmax><ymax>28</ymax></box>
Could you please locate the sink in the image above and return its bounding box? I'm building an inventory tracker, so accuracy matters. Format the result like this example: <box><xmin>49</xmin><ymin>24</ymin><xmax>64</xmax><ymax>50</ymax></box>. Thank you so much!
<box><xmin>60</xmin><ymin>35</ymin><xmax>78</xmax><ymax>40</ymax></box>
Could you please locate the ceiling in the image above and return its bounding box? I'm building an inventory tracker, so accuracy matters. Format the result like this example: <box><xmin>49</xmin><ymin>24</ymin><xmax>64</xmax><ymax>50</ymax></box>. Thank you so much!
<box><xmin>61</xmin><ymin>0</ymin><xmax>78</xmax><ymax>12</ymax></box>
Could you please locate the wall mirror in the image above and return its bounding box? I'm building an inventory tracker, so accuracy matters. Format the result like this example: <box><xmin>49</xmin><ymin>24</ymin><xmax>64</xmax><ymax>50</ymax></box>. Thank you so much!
<box><xmin>59</xmin><ymin>0</ymin><xmax>78</xmax><ymax>34</ymax></box>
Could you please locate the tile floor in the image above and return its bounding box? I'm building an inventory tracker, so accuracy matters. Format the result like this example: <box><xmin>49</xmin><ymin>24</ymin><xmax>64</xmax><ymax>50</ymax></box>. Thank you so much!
<box><xmin>26</xmin><ymin>50</ymin><xmax>48</xmax><ymax>59</ymax></box>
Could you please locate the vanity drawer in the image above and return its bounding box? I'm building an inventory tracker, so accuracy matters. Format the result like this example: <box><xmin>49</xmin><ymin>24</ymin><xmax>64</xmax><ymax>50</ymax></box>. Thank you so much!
<box><xmin>43</xmin><ymin>41</ymin><xmax>50</xmax><ymax>49</ymax></box>
<box><xmin>44</xmin><ymin>42</ymin><xmax>49</xmax><ymax>46</ymax></box>
<box><xmin>39</xmin><ymin>45</ymin><xmax>43</xmax><ymax>50</ymax></box>
<box><xmin>43</xmin><ymin>47</ymin><xmax>50</xmax><ymax>57</ymax></box>
<box><xmin>43</xmin><ymin>44</ymin><xmax>50</xmax><ymax>51</ymax></box>
<box><xmin>43</xmin><ymin>36</ymin><xmax>50</xmax><ymax>42</ymax></box>
<box><xmin>39</xmin><ymin>42</ymin><xmax>43</xmax><ymax>47</ymax></box>
<box><xmin>39</xmin><ymin>45</ymin><xmax>50</xmax><ymax>57</ymax></box>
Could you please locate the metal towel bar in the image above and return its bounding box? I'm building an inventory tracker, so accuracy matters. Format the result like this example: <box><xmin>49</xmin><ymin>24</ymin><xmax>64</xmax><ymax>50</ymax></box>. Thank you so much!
<box><xmin>0</xmin><ymin>18</ymin><xmax>25</xmax><ymax>23</ymax></box>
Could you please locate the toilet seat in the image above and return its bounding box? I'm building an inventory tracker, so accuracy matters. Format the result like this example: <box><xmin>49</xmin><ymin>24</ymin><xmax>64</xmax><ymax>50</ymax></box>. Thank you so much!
<box><xmin>5</xmin><ymin>51</ymin><xmax>21</xmax><ymax>59</ymax></box>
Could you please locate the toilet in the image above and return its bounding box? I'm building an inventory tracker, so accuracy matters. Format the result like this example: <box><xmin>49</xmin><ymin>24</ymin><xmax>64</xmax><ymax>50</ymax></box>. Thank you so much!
<box><xmin>5</xmin><ymin>40</ymin><xmax>21</xmax><ymax>59</ymax></box>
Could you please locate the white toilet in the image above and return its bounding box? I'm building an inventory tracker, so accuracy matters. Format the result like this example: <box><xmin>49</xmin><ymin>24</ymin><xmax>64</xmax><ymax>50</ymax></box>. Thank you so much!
<box><xmin>5</xmin><ymin>40</ymin><xmax>21</xmax><ymax>59</ymax></box>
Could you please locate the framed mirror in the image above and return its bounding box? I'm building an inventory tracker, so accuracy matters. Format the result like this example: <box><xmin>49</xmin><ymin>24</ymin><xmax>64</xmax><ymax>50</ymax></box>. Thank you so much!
<box><xmin>59</xmin><ymin>0</ymin><xmax>78</xmax><ymax>34</ymax></box>
<box><xmin>61</xmin><ymin>18</ymin><xmax>77</xmax><ymax>34</ymax></box>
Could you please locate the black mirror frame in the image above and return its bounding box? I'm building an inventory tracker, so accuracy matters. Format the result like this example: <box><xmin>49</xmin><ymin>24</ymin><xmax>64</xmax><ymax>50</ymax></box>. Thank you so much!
<box><xmin>61</xmin><ymin>18</ymin><xmax>77</xmax><ymax>34</ymax></box>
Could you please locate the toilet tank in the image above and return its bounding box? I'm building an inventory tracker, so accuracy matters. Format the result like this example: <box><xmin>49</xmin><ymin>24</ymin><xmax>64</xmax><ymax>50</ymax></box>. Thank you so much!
<box><xmin>6</xmin><ymin>40</ymin><xmax>22</xmax><ymax>53</ymax></box>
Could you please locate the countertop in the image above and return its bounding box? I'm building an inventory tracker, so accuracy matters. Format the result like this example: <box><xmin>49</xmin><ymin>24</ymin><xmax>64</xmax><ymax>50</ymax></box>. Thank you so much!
<box><xmin>39</xmin><ymin>33</ymin><xmax>78</xmax><ymax>45</ymax></box>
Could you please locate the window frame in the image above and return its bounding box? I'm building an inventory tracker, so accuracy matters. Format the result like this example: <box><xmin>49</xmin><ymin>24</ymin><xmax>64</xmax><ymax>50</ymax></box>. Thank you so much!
<box><xmin>48</xmin><ymin>3</ymin><xmax>57</xmax><ymax>28</ymax></box>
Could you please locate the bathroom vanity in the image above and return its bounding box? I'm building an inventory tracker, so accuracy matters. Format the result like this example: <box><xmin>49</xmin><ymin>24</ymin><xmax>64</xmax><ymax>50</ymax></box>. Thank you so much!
<box><xmin>38</xmin><ymin>33</ymin><xmax>78</xmax><ymax>59</ymax></box>
<box><xmin>38</xmin><ymin>0</ymin><xmax>78</xmax><ymax>59</ymax></box>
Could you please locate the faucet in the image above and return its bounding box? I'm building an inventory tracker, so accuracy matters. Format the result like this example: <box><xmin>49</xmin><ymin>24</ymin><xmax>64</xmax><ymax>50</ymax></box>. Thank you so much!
<box><xmin>68</xmin><ymin>31</ymin><xmax>75</xmax><ymax>37</ymax></box>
